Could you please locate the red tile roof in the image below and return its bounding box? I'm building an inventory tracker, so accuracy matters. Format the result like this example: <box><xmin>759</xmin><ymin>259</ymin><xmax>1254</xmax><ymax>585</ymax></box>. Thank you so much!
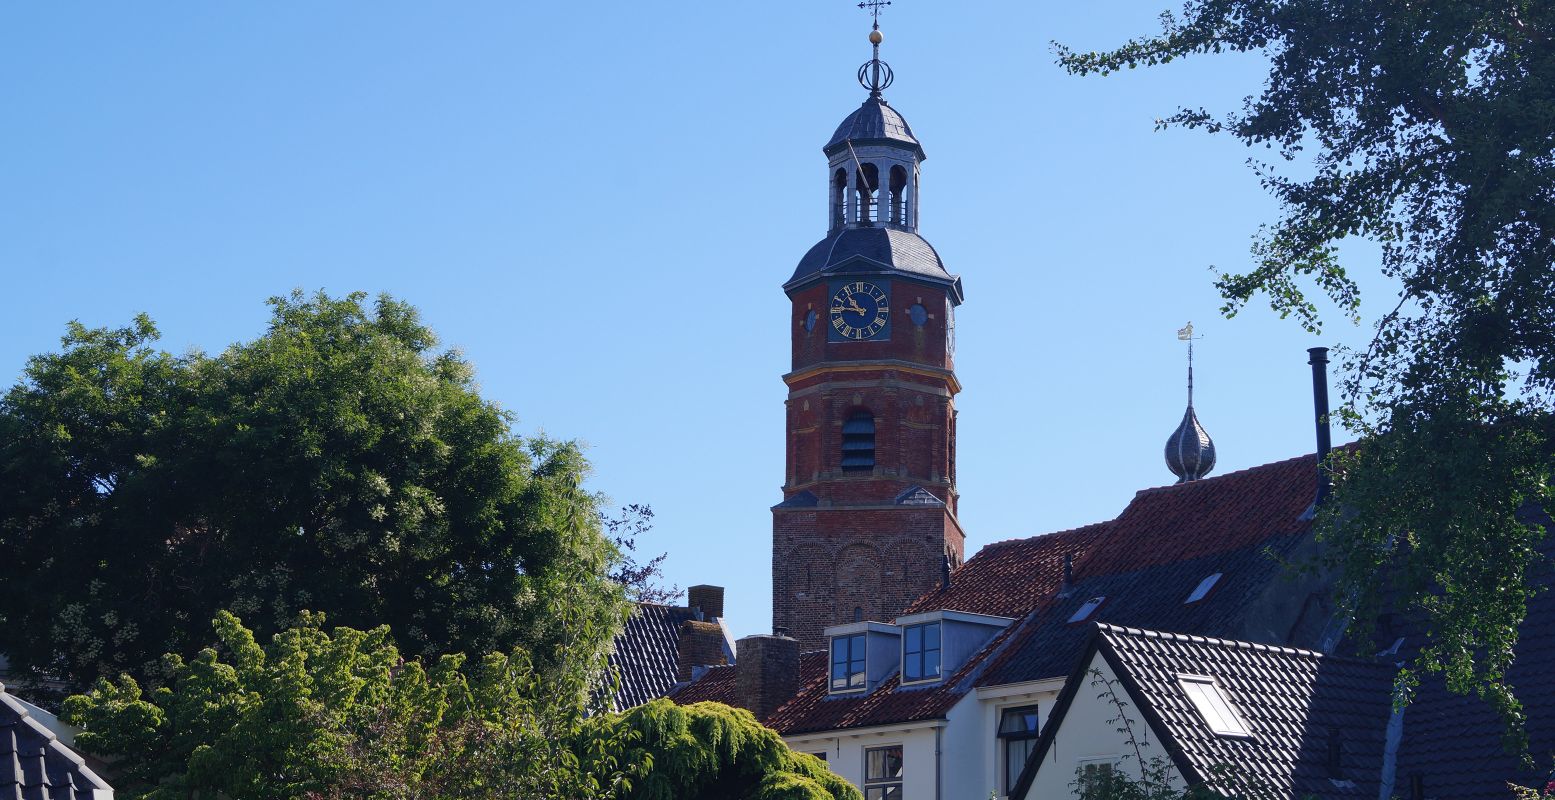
<box><xmin>904</xmin><ymin>522</ymin><xmax>1111</xmax><ymax>618</ymax></box>
<box><xmin>666</xmin><ymin>663</ymin><xmax>739</xmax><ymax>705</ymax></box>
<box><xmin>674</xmin><ymin>452</ymin><xmax>1326</xmax><ymax>737</ymax></box>
<box><xmin>1075</xmin><ymin>453</ymin><xmax>1317</xmax><ymax>578</ymax></box>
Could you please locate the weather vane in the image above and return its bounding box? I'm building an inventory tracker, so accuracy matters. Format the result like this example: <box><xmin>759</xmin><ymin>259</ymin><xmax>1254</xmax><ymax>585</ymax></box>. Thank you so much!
<box><xmin>1177</xmin><ymin>322</ymin><xmax>1203</xmax><ymax>407</ymax></box>
<box><xmin>856</xmin><ymin>0</ymin><xmax>895</xmax><ymax>95</ymax></box>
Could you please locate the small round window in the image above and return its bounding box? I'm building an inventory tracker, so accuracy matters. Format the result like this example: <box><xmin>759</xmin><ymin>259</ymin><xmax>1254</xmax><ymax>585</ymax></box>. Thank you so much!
<box><xmin>909</xmin><ymin>303</ymin><xmax>929</xmax><ymax>327</ymax></box>
<box><xmin>804</xmin><ymin>309</ymin><xmax>819</xmax><ymax>331</ymax></box>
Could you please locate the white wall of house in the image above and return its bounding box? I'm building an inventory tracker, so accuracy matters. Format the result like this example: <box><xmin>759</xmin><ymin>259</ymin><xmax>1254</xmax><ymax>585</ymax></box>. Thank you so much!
<box><xmin>949</xmin><ymin>680</ymin><xmax>1064</xmax><ymax>800</ymax></box>
<box><xmin>786</xmin><ymin>721</ymin><xmax>942</xmax><ymax>799</ymax></box>
<box><xmin>1022</xmin><ymin>653</ymin><xmax>1184</xmax><ymax>800</ymax></box>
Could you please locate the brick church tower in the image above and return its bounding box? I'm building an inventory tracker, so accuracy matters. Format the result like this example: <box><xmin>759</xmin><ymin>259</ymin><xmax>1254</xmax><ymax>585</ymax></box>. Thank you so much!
<box><xmin>772</xmin><ymin>26</ymin><xmax>966</xmax><ymax>650</ymax></box>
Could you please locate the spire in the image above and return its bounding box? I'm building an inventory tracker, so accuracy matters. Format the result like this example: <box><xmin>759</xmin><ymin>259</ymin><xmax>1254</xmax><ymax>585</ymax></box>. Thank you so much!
<box><xmin>857</xmin><ymin>1</ymin><xmax>894</xmax><ymax>97</ymax></box>
<box><xmin>1165</xmin><ymin>323</ymin><xmax>1217</xmax><ymax>483</ymax></box>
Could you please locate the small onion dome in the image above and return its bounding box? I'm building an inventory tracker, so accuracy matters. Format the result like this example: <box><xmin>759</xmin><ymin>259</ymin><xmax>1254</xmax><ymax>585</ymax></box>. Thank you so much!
<box><xmin>1165</xmin><ymin>404</ymin><xmax>1216</xmax><ymax>483</ymax></box>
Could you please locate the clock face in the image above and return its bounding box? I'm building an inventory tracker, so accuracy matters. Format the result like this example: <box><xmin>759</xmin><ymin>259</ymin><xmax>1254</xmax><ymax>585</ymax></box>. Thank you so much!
<box><xmin>829</xmin><ymin>281</ymin><xmax>890</xmax><ymax>341</ymax></box>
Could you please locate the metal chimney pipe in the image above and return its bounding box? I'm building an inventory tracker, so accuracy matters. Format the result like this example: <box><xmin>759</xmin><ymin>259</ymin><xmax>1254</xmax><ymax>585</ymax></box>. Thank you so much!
<box><xmin>1308</xmin><ymin>347</ymin><xmax>1333</xmax><ymax>507</ymax></box>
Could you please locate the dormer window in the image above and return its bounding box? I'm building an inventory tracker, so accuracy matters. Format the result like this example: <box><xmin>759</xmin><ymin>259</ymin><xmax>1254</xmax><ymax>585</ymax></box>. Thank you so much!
<box><xmin>830</xmin><ymin>633</ymin><xmax>867</xmax><ymax>692</ymax></box>
<box><xmin>1178</xmin><ymin>675</ymin><xmax>1251</xmax><ymax>737</ymax></box>
<box><xmin>841</xmin><ymin>412</ymin><xmax>875</xmax><ymax>471</ymax></box>
<box><xmin>1068</xmin><ymin>596</ymin><xmax>1106</xmax><ymax>624</ymax></box>
<box><xmin>1185</xmin><ymin>573</ymin><xmax>1222</xmax><ymax>604</ymax></box>
<box><xmin>902</xmin><ymin>622</ymin><xmax>941</xmax><ymax>683</ymax></box>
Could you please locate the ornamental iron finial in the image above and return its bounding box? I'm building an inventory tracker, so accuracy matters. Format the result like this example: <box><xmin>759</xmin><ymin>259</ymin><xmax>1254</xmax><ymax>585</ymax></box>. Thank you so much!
<box><xmin>1166</xmin><ymin>323</ymin><xmax>1217</xmax><ymax>483</ymax></box>
<box><xmin>856</xmin><ymin>0</ymin><xmax>895</xmax><ymax>96</ymax></box>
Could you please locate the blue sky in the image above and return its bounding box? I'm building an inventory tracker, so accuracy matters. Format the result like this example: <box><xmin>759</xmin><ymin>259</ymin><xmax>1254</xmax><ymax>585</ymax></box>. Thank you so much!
<box><xmin>0</xmin><ymin>3</ymin><xmax>1391</xmax><ymax>640</ymax></box>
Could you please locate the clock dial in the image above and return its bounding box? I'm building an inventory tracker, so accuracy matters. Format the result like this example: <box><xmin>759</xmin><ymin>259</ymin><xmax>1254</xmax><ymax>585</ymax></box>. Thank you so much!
<box><xmin>829</xmin><ymin>281</ymin><xmax>890</xmax><ymax>340</ymax></box>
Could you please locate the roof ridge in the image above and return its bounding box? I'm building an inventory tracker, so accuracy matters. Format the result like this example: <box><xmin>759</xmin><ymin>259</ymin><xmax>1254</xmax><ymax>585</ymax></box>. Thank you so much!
<box><xmin>980</xmin><ymin>520</ymin><xmax>1112</xmax><ymax>549</ymax></box>
<box><xmin>1130</xmin><ymin>451</ymin><xmax>1318</xmax><ymax>497</ymax></box>
<box><xmin>1094</xmin><ymin>622</ymin><xmax>1384</xmax><ymax>667</ymax></box>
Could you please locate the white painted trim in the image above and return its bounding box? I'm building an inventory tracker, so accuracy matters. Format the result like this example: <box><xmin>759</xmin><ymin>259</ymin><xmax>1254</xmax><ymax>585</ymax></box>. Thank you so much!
<box><xmin>974</xmin><ymin>677</ymin><xmax>1066</xmax><ymax>700</ymax></box>
<box><xmin>895</xmin><ymin>609</ymin><xmax>1014</xmax><ymax>628</ymax></box>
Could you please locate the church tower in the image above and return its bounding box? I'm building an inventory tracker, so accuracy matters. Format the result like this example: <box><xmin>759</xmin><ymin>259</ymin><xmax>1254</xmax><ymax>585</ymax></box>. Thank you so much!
<box><xmin>772</xmin><ymin>18</ymin><xmax>966</xmax><ymax>650</ymax></box>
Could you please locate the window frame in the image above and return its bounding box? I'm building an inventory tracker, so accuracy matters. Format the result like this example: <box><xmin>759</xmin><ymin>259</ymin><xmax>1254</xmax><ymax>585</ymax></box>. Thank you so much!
<box><xmin>863</xmin><ymin>744</ymin><xmax>904</xmax><ymax>800</ymax></box>
<box><xmin>1177</xmin><ymin>674</ymin><xmax>1253</xmax><ymax>737</ymax></box>
<box><xmin>1075</xmin><ymin>758</ymin><xmax>1119</xmax><ymax>800</ymax></box>
<box><xmin>997</xmin><ymin>704</ymin><xmax>1041</xmax><ymax>795</ymax></box>
<box><xmin>829</xmin><ymin>633</ymin><xmax>868</xmax><ymax>693</ymax></box>
<box><xmin>901</xmin><ymin>621</ymin><xmax>943</xmax><ymax>684</ymax></box>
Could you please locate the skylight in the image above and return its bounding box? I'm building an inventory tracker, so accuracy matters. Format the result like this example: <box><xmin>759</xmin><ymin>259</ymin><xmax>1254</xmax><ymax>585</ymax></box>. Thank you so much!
<box><xmin>1184</xmin><ymin>573</ymin><xmax>1223</xmax><ymax>604</ymax></box>
<box><xmin>1178</xmin><ymin>675</ymin><xmax>1251</xmax><ymax>737</ymax></box>
<box><xmin>1067</xmin><ymin>596</ymin><xmax>1105</xmax><ymax>624</ymax></box>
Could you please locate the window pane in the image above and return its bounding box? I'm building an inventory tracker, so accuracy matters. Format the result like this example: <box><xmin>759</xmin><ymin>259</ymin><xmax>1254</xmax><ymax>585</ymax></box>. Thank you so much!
<box><xmin>925</xmin><ymin>622</ymin><xmax>940</xmax><ymax>651</ymax></box>
<box><xmin>905</xmin><ymin>625</ymin><xmax>921</xmax><ymax>654</ymax></box>
<box><xmin>1000</xmin><ymin>705</ymin><xmax>1040</xmax><ymax>734</ymax></box>
<box><xmin>1006</xmin><ymin>737</ymin><xmax>1037</xmax><ymax>792</ymax></box>
<box><xmin>866</xmin><ymin>746</ymin><xmax>903</xmax><ymax>780</ymax></box>
<box><xmin>924</xmin><ymin>649</ymin><xmax>940</xmax><ymax>679</ymax></box>
<box><xmin>865</xmin><ymin>789</ymin><xmax>902</xmax><ymax>800</ymax></box>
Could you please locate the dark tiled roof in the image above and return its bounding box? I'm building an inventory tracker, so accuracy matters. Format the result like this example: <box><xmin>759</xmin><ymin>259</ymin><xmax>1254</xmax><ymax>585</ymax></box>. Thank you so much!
<box><xmin>786</xmin><ymin>228</ymin><xmax>954</xmax><ymax>291</ymax></box>
<box><xmin>1</xmin><ymin>684</ymin><xmax>113</xmax><ymax>799</ymax></box>
<box><xmin>1015</xmin><ymin>624</ymin><xmax>1395</xmax><ymax>800</ymax></box>
<box><xmin>1392</xmin><ymin>533</ymin><xmax>1555</xmax><ymax>798</ymax></box>
<box><xmin>823</xmin><ymin>96</ymin><xmax>923</xmax><ymax>158</ymax></box>
<box><xmin>905</xmin><ymin>523</ymin><xmax>1111</xmax><ymax>619</ymax></box>
<box><xmin>979</xmin><ymin>533</ymin><xmax>1313</xmax><ymax>687</ymax></box>
<box><xmin>608</xmin><ymin>603</ymin><xmax>724</xmax><ymax>710</ymax></box>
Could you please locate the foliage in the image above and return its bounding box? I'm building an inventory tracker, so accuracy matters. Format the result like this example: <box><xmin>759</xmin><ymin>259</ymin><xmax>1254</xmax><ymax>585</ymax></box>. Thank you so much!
<box><xmin>605</xmin><ymin>503</ymin><xmax>682</xmax><ymax>605</ymax></box>
<box><xmin>583</xmin><ymin>700</ymin><xmax>860</xmax><ymax>800</ymax></box>
<box><xmin>63</xmin><ymin>615</ymin><xmax>854</xmax><ymax>800</ymax></box>
<box><xmin>0</xmin><ymin>290</ymin><xmax>628</xmax><ymax>691</ymax></box>
<box><xmin>1058</xmin><ymin>0</ymin><xmax>1555</xmax><ymax>749</ymax></box>
<box><xmin>1510</xmin><ymin>778</ymin><xmax>1555</xmax><ymax>800</ymax></box>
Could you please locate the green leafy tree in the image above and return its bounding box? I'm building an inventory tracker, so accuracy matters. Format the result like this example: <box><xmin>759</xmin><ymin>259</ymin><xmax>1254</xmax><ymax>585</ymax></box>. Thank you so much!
<box><xmin>0</xmin><ymin>291</ymin><xmax>627</xmax><ymax>691</ymax></box>
<box><xmin>1058</xmin><ymin>0</ymin><xmax>1555</xmax><ymax>746</ymax></box>
<box><xmin>63</xmin><ymin>614</ymin><xmax>857</xmax><ymax>800</ymax></box>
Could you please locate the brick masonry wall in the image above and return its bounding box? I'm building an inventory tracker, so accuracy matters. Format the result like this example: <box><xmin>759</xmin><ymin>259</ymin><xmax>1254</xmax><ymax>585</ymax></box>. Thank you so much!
<box><xmin>675</xmin><ymin>620</ymin><xmax>731</xmax><ymax>682</ymax></box>
<box><xmin>772</xmin><ymin>506</ymin><xmax>965</xmax><ymax>651</ymax></box>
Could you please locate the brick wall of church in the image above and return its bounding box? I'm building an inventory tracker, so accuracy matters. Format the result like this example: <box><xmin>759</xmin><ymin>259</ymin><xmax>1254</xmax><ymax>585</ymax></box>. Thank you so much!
<box><xmin>772</xmin><ymin>506</ymin><xmax>964</xmax><ymax>651</ymax></box>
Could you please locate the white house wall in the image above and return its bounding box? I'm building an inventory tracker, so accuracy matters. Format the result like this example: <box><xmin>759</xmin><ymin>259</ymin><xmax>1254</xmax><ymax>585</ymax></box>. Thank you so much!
<box><xmin>786</xmin><ymin>722</ymin><xmax>941</xmax><ymax>800</ymax></box>
<box><xmin>1024</xmin><ymin>653</ymin><xmax>1185</xmax><ymax>800</ymax></box>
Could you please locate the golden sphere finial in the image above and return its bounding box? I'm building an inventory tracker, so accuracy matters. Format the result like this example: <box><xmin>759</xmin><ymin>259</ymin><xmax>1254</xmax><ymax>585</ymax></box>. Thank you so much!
<box><xmin>869</xmin><ymin>29</ymin><xmax>884</xmax><ymax>45</ymax></box>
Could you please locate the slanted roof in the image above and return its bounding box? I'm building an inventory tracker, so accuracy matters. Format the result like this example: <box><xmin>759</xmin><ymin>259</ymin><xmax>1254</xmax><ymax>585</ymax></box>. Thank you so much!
<box><xmin>905</xmin><ymin>522</ymin><xmax>1110</xmax><ymax>619</ymax></box>
<box><xmin>1</xmin><ymin>683</ymin><xmax>113</xmax><ymax>800</ymax></box>
<box><xmin>1391</xmin><ymin>524</ymin><xmax>1555</xmax><ymax>798</ymax></box>
<box><xmin>667</xmin><ymin>663</ymin><xmax>739</xmax><ymax>706</ymax></box>
<box><xmin>1013</xmin><ymin>624</ymin><xmax>1396</xmax><ymax>800</ymax></box>
<box><xmin>608</xmin><ymin>603</ymin><xmax>730</xmax><ymax>710</ymax></box>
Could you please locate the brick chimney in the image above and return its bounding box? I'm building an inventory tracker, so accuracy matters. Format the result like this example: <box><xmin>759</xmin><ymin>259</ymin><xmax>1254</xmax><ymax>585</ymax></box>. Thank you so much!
<box><xmin>675</xmin><ymin>619</ymin><xmax>730</xmax><ymax>682</ymax></box>
<box><xmin>735</xmin><ymin>632</ymin><xmax>799</xmax><ymax>721</ymax></box>
<box><xmin>688</xmin><ymin>585</ymin><xmax>725</xmax><ymax>620</ymax></box>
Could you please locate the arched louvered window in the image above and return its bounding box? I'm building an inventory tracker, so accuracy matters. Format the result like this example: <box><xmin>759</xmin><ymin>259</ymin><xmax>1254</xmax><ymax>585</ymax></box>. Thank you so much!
<box><xmin>841</xmin><ymin>411</ymin><xmax>875</xmax><ymax>471</ymax></box>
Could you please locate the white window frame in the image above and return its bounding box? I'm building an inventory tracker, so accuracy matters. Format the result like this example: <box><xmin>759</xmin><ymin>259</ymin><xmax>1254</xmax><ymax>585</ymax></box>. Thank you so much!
<box><xmin>863</xmin><ymin>743</ymin><xmax>904</xmax><ymax>800</ymax></box>
<box><xmin>901</xmin><ymin>621</ymin><xmax>943</xmax><ymax>685</ymax></box>
<box><xmin>1178</xmin><ymin>674</ymin><xmax>1253</xmax><ymax>737</ymax></box>
<box><xmin>829</xmin><ymin>633</ymin><xmax>868</xmax><ymax>694</ymax></box>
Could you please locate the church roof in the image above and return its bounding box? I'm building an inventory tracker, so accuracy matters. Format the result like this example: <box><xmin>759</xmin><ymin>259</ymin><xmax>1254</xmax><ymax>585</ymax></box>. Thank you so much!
<box><xmin>786</xmin><ymin>227</ymin><xmax>958</xmax><ymax>293</ymax></box>
<box><xmin>823</xmin><ymin>96</ymin><xmax>924</xmax><ymax>159</ymax></box>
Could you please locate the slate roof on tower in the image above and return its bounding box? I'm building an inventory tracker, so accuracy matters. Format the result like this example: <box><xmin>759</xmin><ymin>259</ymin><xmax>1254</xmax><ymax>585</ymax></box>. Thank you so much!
<box><xmin>786</xmin><ymin>227</ymin><xmax>957</xmax><ymax>291</ymax></box>
<box><xmin>1</xmin><ymin>683</ymin><xmax>113</xmax><ymax>799</ymax></box>
<box><xmin>824</xmin><ymin>96</ymin><xmax>925</xmax><ymax>158</ymax></box>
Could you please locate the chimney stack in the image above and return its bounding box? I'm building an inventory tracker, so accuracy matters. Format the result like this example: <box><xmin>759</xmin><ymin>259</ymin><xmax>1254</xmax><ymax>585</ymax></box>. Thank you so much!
<box><xmin>688</xmin><ymin>585</ymin><xmax>725</xmax><ymax>620</ymax></box>
<box><xmin>1308</xmin><ymin>347</ymin><xmax>1333</xmax><ymax>507</ymax></box>
<box><xmin>675</xmin><ymin>619</ymin><xmax>731</xmax><ymax>682</ymax></box>
<box><xmin>735</xmin><ymin>632</ymin><xmax>799</xmax><ymax>721</ymax></box>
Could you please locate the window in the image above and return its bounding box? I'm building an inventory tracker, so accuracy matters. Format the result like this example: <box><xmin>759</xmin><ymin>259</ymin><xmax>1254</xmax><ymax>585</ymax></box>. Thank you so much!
<box><xmin>830</xmin><ymin>633</ymin><xmax>867</xmax><ymax>692</ymax></box>
<box><xmin>1184</xmin><ymin>573</ymin><xmax>1222</xmax><ymax>604</ymax></box>
<box><xmin>1076</xmin><ymin>760</ymin><xmax>1117</xmax><ymax>799</ymax></box>
<box><xmin>902</xmin><ymin>622</ymin><xmax>942</xmax><ymax>683</ymax></box>
<box><xmin>864</xmin><ymin>745</ymin><xmax>903</xmax><ymax>800</ymax></box>
<box><xmin>1067</xmin><ymin>596</ymin><xmax>1106</xmax><ymax>624</ymax></box>
<box><xmin>841</xmin><ymin>412</ymin><xmax>875</xmax><ymax>471</ymax></box>
<box><xmin>809</xmin><ymin>751</ymin><xmax>828</xmax><ymax>763</ymax></box>
<box><xmin>999</xmin><ymin>705</ymin><xmax>1040</xmax><ymax>794</ymax></box>
<box><xmin>1178</xmin><ymin>675</ymin><xmax>1251</xmax><ymax>737</ymax></box>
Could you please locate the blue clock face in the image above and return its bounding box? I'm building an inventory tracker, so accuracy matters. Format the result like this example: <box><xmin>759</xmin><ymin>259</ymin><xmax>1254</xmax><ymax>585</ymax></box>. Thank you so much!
<box><xmin>829</xmin><ymin>281</ymin><xmax>890</xmax><ymax>340</ymax></box>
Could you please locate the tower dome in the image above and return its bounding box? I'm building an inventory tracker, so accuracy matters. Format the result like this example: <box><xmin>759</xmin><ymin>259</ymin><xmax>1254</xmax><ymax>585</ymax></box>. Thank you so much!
<box><xmin>825</xmin><ymin>96</ymin><xmax>925</xmax><ymax>161</ymax></box>
<box><xmin>1165</xmin><ymin>405</ymin><xmax>1217</xmax><ymax>483</ymax></box>
<box><xmin>1165</xmin><ymin>324</ymin><xmax>1216</xmax><ymax>483</ymax></box>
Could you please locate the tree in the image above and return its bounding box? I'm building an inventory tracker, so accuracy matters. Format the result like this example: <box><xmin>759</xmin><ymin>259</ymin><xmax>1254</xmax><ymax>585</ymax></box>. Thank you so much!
<box><xmin>1058</xmin><ymin>0</ymin><xmax>1555</xmax><ymax>746</ymax></box>
<box><xmin>604</xmin><ymin>504</ymin><xmax>682</xmax><ymax>605</ymax></box>
<box><xmin>0</xmin><ymin>291</ymin><xmax>628</xmax><ymax>692</ymax></box>
<box><xmin>62</xmin><ymin>613</ymin><xmax>857</xmax><ymax>800</ymax></box>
